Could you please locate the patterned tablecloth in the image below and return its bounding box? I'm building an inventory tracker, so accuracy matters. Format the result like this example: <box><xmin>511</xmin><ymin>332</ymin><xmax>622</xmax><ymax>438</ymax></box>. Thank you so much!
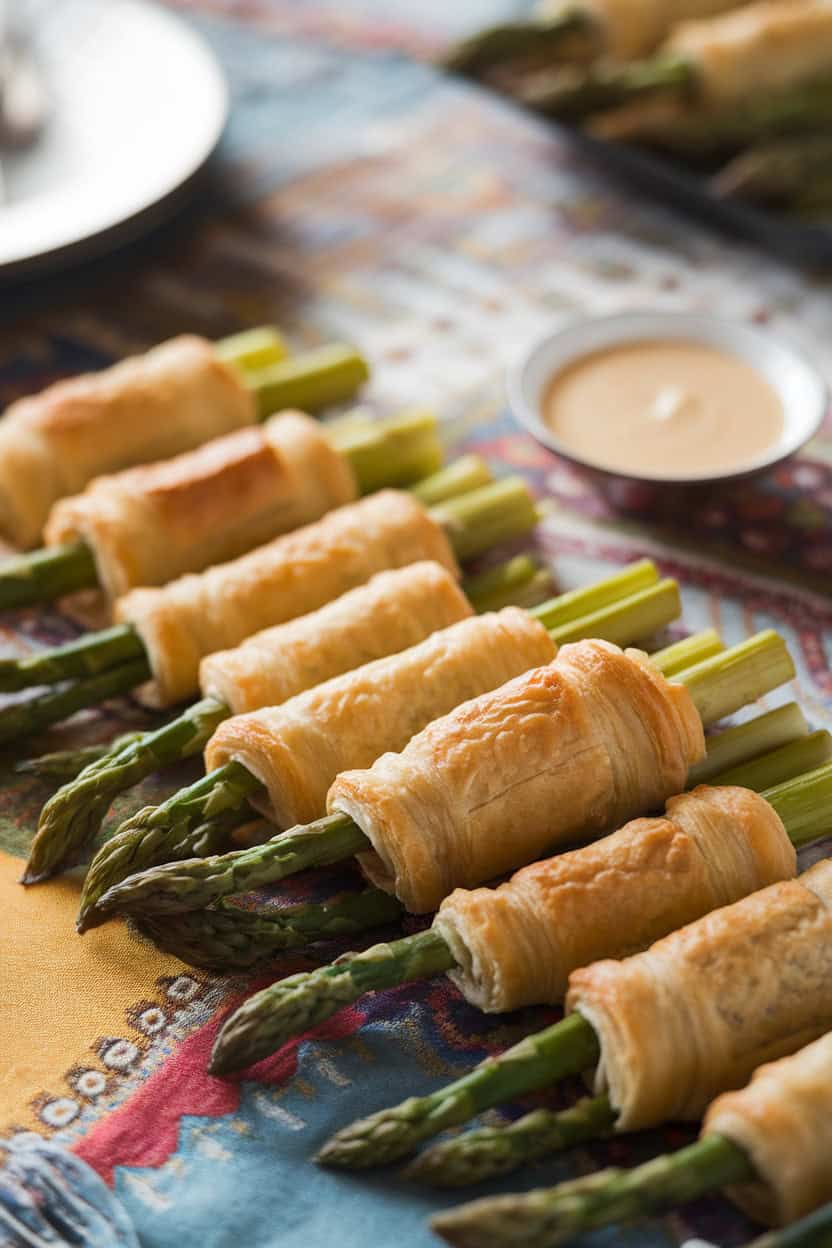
<box><xmin>2</xmin><ymin>3</ymin><xmax>832</xmax><ymax>1246</ymax></box>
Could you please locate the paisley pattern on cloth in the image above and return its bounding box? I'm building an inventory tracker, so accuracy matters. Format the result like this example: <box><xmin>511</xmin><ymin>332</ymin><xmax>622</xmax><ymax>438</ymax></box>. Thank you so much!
<box><xmin>2</xmin><ymin>2</ymin><xmax>832</xmax><ymax>1246</ymax></box>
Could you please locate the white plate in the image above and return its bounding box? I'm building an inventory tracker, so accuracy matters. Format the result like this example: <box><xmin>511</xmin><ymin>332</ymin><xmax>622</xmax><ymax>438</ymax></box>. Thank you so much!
<box><xmin>0</xmin><ymin>0</ymin><xmax>228</xmax><ymax>276</ymax></box>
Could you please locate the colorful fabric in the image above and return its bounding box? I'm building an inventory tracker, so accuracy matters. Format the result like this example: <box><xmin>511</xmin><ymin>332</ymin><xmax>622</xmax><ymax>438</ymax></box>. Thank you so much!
<box><xmin>2</xmin><ymin>2</ymin><xmax>832</xmax><ymax>1246</ymax></box>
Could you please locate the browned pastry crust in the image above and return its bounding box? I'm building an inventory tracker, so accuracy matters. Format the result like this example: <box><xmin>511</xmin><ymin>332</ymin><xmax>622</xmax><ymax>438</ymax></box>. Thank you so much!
<box><xmin>435</xmin><ymin>784</ymin><xmax>795</xmax><ymax>1012</ymax></box>
<box><xmin>541</xmin><ymin>0</ymin><xmax>749</xmax><ymax>60</ymax></box>
<box><xmin>200</xmin><ymin>562</ymin><xmax>471</xmax><ymax>715</ymax></box>
<box><xmin>566</xmin><ymin>859</ymin><xmax>832</xmax><ymax>1131</ymax></box>
<box><xmin>206</xmin><ymin>607</ymin><xmax>554</xmax><ymax>830</ymax></box>
<box><xmin>116</xmin><ymin>490</ymin><xmax>458</xmax><ymax>707</ymax></box>
<box><xmin>704</xmin><ymin>1029</ymin><xmax>832</xmax><ymax>1226</ymax></box>
<box><xmin>667</xmin><ymin>1</ymin><xmax>832</xmax><ymax>106</ymax></box>
<box><xmin>44</xmin><ymin>411</ymin><xmax>356</xmax><ymax>601</ymax></box>
<box><xmin>0</xmin><ymin>335</ymin><xmax>253</xmax><ymax>548</ymax></box>
<box><xmin>328</xmin><ymin>639</ymin><xmax>704</xmax><ymax>914</ymax></box>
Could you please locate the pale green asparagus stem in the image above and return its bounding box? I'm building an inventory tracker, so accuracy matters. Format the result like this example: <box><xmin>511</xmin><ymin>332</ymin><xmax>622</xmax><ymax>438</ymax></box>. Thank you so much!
<box><xmin>678</xmin><ymin>630</ymin><xmax>793</xmax><ymax>727</ymax></box>
<box><xmin>521</xmin><ymin>55</ymin><xmax>693</xmax><ymax>120</ymax></box>
<box><xmin>214</xmin><ymin>326</ymin><xmax>287</xmax><ymax>371</ymax></box>
<box><xmin>406</xmin><ymin>1096</ymin><xmax>617</xmax><ymax>1187</ymax></box>
<box><xmin>209</xmin><ymin>929</ymin><xmax>455</xmax><ymax>1075</ymax></box>
<box><xmin>747</xmin><ymin>1200</ymin><xmax>832</xmax><ymax>1248</ymax></box>
<box><xmin>529</xmin><ymin>558</ymin><xmax>657</xmax><ymax>631</ymax></box>
<box><xmin>246</xmin><ymin>344</ymin><xmax>369</xmax><ymax>420</ymax></box>
<box><xmin>442</xmin><ymin>10</ymin><xmax>595</xmax><ymax>77</ymax></box>
<box><xmin>0</xmin><ymin>625</ymin><xmax>148</xmax><ymax>694</ymax></box>
<box><xmin>689</xmin><ymin>702</ymin><xmax>808</xmax><ymax>786</ymax></box>
<box><xmin>463</xmin><ymin>556</ymin><xmax>545</xmax><ymax>614</ymax></box>
<box><xmin>648</xmin><ymin>628</ymin><xmax>722</xmax><ymax>676</ymax></box>
<box><xmin>15</xmin><ymin>732</ymin><xmax>146</xmax><ymax>781</ymax></box>
<box><xmin>0</xmin><ymin>660</ymin><xmax>150</xmax><ymax>755</ymax></box>
<box><xmin>333</xmin><ymin>409</ymin><xmax>442</xmax><ymax>494</ymax></box>
<box><xmin>318</xmin><ymin>1013</ymin><xmax>601</xmax><ymax>1168</ymax></box>
<box><xmin>430</xmin><ymin>477</ymin><xmax>539</xmax><ymax>561</ymax></box>
<box><xmin>206</xmin><ymin>718</ymin><xmax>817</xmax><ymax>1078</ymax></box>
<box><xmin>138</xmin><ymin>889</ymin><xmax>405</xmax><ymax>972</ymax></box>
<box><xmin>24</xmin><ymin>698</ymin><xmax>229</xmax><ymax>884</ymax></box>
<box><xmin>429</xmin><ymin>1135</ymin><xmax>751</xmax><ymax>1248</ymax></box>
<box><xmin>411</xmin><ymin>456</ymin><xmax>492</xmax><ymax>507</ymax></box>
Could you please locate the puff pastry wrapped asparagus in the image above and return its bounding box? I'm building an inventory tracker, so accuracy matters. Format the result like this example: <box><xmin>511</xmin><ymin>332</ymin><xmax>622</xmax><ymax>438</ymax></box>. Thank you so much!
<box><xmin>585</xmin><ymin>0</ymin><xmax>832</xmax><ymax>139</ymax></box>
<box><xmin>432</xmin><ymin>1029</ymin><xmax>832</xmax><ymax>1246</ymax></box>
<box><xmin>209</xmin><ymin>716</ymin><xmax>826</xmax><ymax>1075</ymax></box>
<box><xmin>1</xmin><ymin>483</ymin><xmax>508</xmax><ymax>737</ymax></box>
<box><xmin>28</xmin><ymin>560</ymin><xmax>472</xmax><ymax>884</ymax></box>
<box><xmin>71</xmin><ymin>563</ymin><xmax>677</xmax><ymax>916</ymax></box>
<box><xmin>319</xmin><ymin>854</ymin><xmax>832</xmax><ymax>1170</ymax></box>
<box><xmin>3</xmin><ymin>407</ymin><xmax>439</xmax><ymax>607</ymax></box>
<box><xmin>0</xmin><ymin>329</ymin><xmax>366</xmax><ymax>549</ymax></box>
<box><xmin>90</xmin><ymin>628</ymin><xmax>790</xmax><ymax>935</ymax></box>
<box><xmin>444</xmin><ymin>0</ymin><xmax>749</xmax><ymax>77</ymax></box>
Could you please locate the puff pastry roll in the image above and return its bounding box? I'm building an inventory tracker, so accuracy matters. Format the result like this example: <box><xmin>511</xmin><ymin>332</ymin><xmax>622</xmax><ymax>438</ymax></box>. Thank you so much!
<box><xmin>667</xmin><ymin>1</ymin><xmax>832</xmax><ymax>107</ymax></box>
<box><xmin>553</xmin><ymin>0</ymin><xmax>747</xmax><ymax>61</ymax></box>
<box><xmin>44</xmin><ymin>411</ymin><xmax>356</xmax><ymax>600</ymax></box>
<box><xmin>436</xmin><ymin>784</ymin><xmax>795</xmax><ymax>1013</ymax></box>
<box><xmin>0</xmin><ymin>335</ymin><xmax>252</xmax><ymax>548</ymax></box>
<box><xmin>200</xmin><ymin>562</ymin><xmax>472</xmax><ymax>715</ymax></box>
<box><xmin>567</xmin><ymin>859</ymin><xmax>832</xmax><ymax>1132</ymax></box>
<box><xmin>703</xmin><ymin>1031</ymin><xmax>832</xmax><ymax>1226</ymax></box>
<box><xmin>117</xmin><ymin>490</ymin><xmax>457</xmax><ymax>708</ymax></box>
<box><xmin>206</xmin><ymin>607</ymin><xmax>554</xmax><ymax>831</ymax></box>
<box><xmin>330</xmin><ymin>639</ymin><xmax>704</xmax><ymax>914</ymax></box>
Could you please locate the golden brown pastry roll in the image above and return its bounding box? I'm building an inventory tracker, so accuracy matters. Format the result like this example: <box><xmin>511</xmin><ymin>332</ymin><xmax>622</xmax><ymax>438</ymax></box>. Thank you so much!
<box><xmin>567</xmin><ymin>859</ymin><xmax>832</xmax><ymax>1131</ymax></box>
<box><xmin>667</xmin><ymin>1</ymin><xmax>832</xmax><ymax>107</ymax></box>
<box><xmin>703</xmin><ymin>1030</ymin><xmax>832</xmax><ymax>1226</ymax></box>
<box><xmin>44</xmin><ymin>411</ymin><xmax>356</xmax><ymax>600</ymax></box>
<box><xmin>200</xmin><ymin>562</ymin><xmax>472</xmax><ymax>715</ymax></box>
<box><xmin>555</xmin><ymin>0</ymin><xmax>748</xmax><ymax>61</ymax></box>
<box><xmin>330</xmin><ymin>639</ymin><xmax>704</xmax><ymax>914</ymax></box>
<box><xmin>436</xmin><ymin>785</ymin><xmax>795</xmax><ymax>1013</ymax></box>
<box><xmin>0</xmin><ymin>335</ymin><xmax>253</xmax><ymax>548</ymax></box>
<box><xmin>117</xmin><ymin>490</ymin><xmax>457</xmax><ymax>708</ymax></box>
<box><xmin>206</xmin><ymin>608</ymin><xmax>554</xmax><ymax>831</ymax></box>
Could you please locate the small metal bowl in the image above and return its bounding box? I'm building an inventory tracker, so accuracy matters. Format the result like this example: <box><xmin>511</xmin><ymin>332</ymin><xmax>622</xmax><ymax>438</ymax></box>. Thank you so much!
<box><xmin>508</xmin><ymin>311</ymin><xmax>827</xmax><ymax>507</ymax></box>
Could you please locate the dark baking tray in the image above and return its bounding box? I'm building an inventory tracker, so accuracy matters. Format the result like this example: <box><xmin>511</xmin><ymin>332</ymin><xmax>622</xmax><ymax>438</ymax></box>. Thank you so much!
<box><xmin>564</xmin><ymin>124</ymin><xmax>832</xmax><ymax>268</ymax></box>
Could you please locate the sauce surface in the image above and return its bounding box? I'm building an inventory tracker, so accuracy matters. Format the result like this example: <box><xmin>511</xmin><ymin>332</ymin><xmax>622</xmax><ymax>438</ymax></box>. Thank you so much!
<box><xmin>542</xmin><ymin>339</ymin><xmax>784</xmax><ymax>478</ymax></box>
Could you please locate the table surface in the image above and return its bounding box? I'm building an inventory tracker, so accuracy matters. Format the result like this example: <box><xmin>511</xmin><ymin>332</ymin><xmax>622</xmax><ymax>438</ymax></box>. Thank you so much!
<box><xmin>2</xmin><ymin>4</ymin><xmax>832</xmax><ymax>1247</ymax></box>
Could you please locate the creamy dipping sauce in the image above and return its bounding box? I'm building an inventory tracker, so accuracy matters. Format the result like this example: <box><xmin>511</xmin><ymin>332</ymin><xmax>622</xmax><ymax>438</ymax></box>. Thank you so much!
<box><xmin>542</xmin><ymin>339</ymin><xmax>784</xmax><ymax>479</ymax></box>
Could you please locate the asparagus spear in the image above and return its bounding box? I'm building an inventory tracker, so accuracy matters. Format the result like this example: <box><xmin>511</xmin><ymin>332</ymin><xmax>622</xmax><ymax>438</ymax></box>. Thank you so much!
<box><xmin>85</xmin><ymin>582</ymin><xmax>690</xmax><ymax>927</ymax></box>
<box><xmin>441</xmin><ymin>10</ymin><xmax>595</xmax><ymax>78</ymax></box>
<box><xmin>407</xmin><ymin>1097</ymin><xmax>616</xmax><ymax>1188</ymax></box>
<box><xmin>0</xmin><ymin>403</ymin><xmax>438</xmax><ymax>613</ymax></box>
<box><xmin>0</xmin><ymin>661</ymin><xmax>151</xmax><ymax>754</ymax></box>
<box><xmin>207</xmin><ymin>717</ymin><xmax>818</xmax><ymax>1077</ymax></box>
<box><xmin>712</xmin><ymin>134</ymin><xmax>832</xmax><ymax>207</ymax></box>
<box><xmin>747</xmin><ymin>1201</ymin><xmax>832</xmax><ymax>1248</ymax></box>
<box><xmin>592</xmin><ymin>75</ymin><xmax>832</xmax><ymax>151</ymax></box>
<box><xmin>138</xmin><ymin>889</ymin><xmax>405</xmax><ymax>972</ymax></box>
<box><xmin>16</xmin><ymin>732</ymin><xmax>146</xmax><ymax>780</ymax></box>
<box><xmin>69</xmin><ymin>561</ymin><xmax>666</xmax><ymax>917</ymax></box>
<box><xmin>519</xmin><ymin>55</ymin><xmax>692</xmax><ymax>120</ymax></box>
<box><xmin>315</xmin><ymin>760</ymin><xmax>832</xmax><ymax>1169</ymax></box>
<box><xmin>429</xmin><ymin>1135</ymin><xmax>751</xmax><ymax>1248</ymax></box>
<box><xmin>213</xmin><ymin>326</ymin><xmax>287</xmax><ymax>371</ymax></box>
